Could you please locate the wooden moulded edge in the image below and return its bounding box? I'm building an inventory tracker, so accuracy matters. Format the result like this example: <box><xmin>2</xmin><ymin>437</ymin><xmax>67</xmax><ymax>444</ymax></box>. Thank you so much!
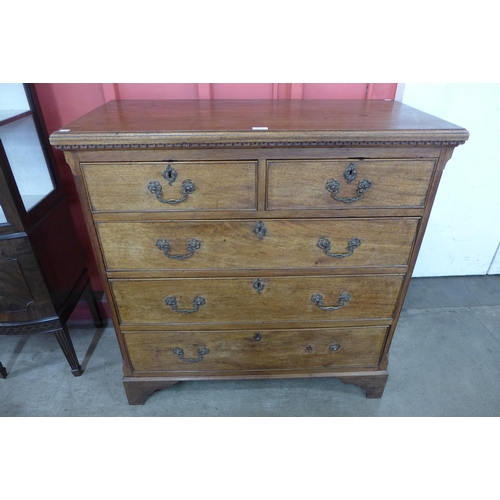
<box><xmin>49</xmin><ymin>129</ymin><xmax>470</xmax><ymax>150</ymax></box>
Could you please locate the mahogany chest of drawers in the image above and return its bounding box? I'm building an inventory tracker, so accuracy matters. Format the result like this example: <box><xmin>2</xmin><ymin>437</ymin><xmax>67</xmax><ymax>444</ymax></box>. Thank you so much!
<box><xmin>50</xmin><ymin>99</ymin><xmax>468</xmax><ymax>405</ymax></box>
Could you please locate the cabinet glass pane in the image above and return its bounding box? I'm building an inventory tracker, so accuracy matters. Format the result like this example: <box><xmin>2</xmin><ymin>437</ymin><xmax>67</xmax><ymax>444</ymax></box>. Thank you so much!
<box><xmin>0</xmin><ymin>84</ymin><xmax>55</xmax><ymax>212</ymax></box>
<box><xmin>0</xmin><ymin>199</ymin><xmax>6</xmax><ymax>225</ymax></box>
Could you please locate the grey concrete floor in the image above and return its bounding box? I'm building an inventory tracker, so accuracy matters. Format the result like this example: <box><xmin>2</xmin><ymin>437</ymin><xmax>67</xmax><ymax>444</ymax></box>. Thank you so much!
<box><xmin>1</xmin><ymin>275</ymin><xmax>499</xmax><ymax>416</ymax></box>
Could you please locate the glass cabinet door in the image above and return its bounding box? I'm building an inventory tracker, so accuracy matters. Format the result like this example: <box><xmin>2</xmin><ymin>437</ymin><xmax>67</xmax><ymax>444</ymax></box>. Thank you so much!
<box><xmin>0</xmin><ymin>83</ymin><xmax>55</xmax><ymax>214</ymax></box>
<box><xmin>0</xmin><ymin>198</ymin><xmax>6</xmax><ymax>225</ymax></box>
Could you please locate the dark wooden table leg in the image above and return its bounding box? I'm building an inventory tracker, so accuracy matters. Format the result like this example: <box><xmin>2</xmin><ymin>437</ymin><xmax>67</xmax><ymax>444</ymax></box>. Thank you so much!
<box><xmin>0</xmin><ymin>361</ymin><xmax>7</xmax><ymax>379</ymax></box>
<box><xmin>83</xmin><ymin>282</ymin><xmax>104</xmax><ymax>328</ymax></box>
<box><xmin>54</xmin><ymin>325</ymin><xmax>83</xmax><ymax>376</ymax></box>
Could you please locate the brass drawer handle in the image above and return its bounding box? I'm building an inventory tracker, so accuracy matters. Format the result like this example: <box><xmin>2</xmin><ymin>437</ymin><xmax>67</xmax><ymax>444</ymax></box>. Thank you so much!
<box><xmin>165</xmin><ymin>295</ymin><xmax>206</xmax><ymax>314</ymax></box>
<box><xmin>317</xmin><ymin>237</ymin><xmax>361</xmax><ymax>258</ymax></box>
<box><xmin>306</xmin><ymin>343</ymin><xmax>340</xmax><ymax>353</ymax></box>
<box><xmin>148</xmin><ymin>174</ymin><xmax>196</xmax><ymax>204</ymax></box>
<box><xmin>325</xmin><ymin>163</ymin><xmax>372</xmax><ymax>203</ymax></box>
<box><xmin>156</xmin><ymin>238</ymin><xmax>201</xmax><ymax>260</ymax></box>
<box><xmin>311</xmin><ymin>292</ymin><xmax>351</xmax><ymax>311</ymax></box>
<box><xmin>173</xmin><ymin>347</ymin><xmax>209</xmax><ymax>363</ymax></box>
<box><xmin>148</xmin><ymin>178</ymin><xmax>196</xmax><ymax>204</ymax></box>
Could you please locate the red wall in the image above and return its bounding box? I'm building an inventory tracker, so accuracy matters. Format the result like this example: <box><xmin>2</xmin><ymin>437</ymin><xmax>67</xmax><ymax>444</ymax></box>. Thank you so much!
<box><xmin>35</xmin><ymin>83</ymin><xmax>397</xmax><ymax>301</ymax></box>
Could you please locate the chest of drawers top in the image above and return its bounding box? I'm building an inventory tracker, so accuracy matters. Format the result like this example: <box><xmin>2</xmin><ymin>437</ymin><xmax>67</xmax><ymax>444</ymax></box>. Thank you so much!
<box><xmin>50</xmin><ymin>99</ymin><xmax>468</xmax><ymax>151</ymax></box>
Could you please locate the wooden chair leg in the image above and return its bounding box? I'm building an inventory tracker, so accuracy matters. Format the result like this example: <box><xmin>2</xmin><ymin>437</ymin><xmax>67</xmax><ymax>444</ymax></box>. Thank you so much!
<box><xmin>54</xmin><ymin>326</ymin><xmax>83</xmax><ymax>376</ymax></box>
<box><xmin>0</xmin><ymin>361</ymin><xmax>7</xmax><ymax>379</ymax></box>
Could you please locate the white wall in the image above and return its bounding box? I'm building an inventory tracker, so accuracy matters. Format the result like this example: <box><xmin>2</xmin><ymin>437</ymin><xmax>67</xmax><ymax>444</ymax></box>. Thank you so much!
<box><xmin>397</xmin><ymin>84</ymin><xmax>500</xmax><ymax>276</ymax></box>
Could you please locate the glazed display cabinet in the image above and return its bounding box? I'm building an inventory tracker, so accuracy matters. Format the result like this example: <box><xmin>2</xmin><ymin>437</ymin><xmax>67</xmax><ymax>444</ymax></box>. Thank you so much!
<box><xmin>0</xmin><ymin>83</ymin><xmax>102</xmax><ymax>378</ymax></box>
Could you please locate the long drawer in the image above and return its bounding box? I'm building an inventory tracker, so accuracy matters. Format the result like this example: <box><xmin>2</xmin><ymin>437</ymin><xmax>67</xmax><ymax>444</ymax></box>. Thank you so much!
<box><xmin>97</xmin><ymin>218</ymin><xmax>419</xmax><ymax>271</ymax></box>
<box><xmin>82</xmin><ymin>161</ymin><xmax>258</xmax><ymax>212</ymax></box>
<box><xmin>110</xmin><ymin>274</ymin><xmax>404</xmax><ymax>327</ymax></box>
<box><xmin>267</xmin><ymin>159</ymin><xmax>436</xmax><ymax>210</ymax></box>
<box><xmin>125</xmin><ymin>326</ymin><xmax>389</xmax><ymax>373</ymax></box>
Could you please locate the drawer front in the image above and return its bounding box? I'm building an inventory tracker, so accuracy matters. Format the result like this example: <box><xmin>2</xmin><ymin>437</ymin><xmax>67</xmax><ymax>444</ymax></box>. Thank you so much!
<box><xmin>110</xmin><ymin>274</ymin><xmax>404</xmax><ymax>327</ymax></box>
<box><xmin>97</xmin><ymin>218</ymin><xmax>419</xmax><ymax>271</ymax></box>
<box><xmin>82</xmin><ymin>161</ymin><xmax>257</xmax><ymax>212</ymax></box>
<box><xmin>267</xmin><ymin>159</ymin><xmax>435</xmax><ymax>210</ymax></box>
<box><xmin>125</xmin><ymin>326</ymin><xmax>389</xmax><ymax>373</ymax></box>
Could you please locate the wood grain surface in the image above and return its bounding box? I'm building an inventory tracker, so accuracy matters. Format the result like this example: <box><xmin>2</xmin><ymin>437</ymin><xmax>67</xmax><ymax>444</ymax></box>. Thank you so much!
<box><xmin>267</xmin><ymin>159</ymin><xmax>436</xmax><ymax>210</ymax></box>
<box><xmin>82</xmin><ymin>161</ymin><xmax>257</xmax><ymax>212</ymax></box>
<box><xmin>49</xmin><ymin>100</ymin><xmax>469</xmax><ymax>148</ymax></box>
<box><xmin>96</xmin><ymin>218</ymin><xmax>419</xmax><ymax>271</ymax></box>
<box><xmin>125</xmin><ymin>326</ymin><xmax>389</xmax><ymax>373</ymax></box>
<box><xmin>110</xmin><ymin>274</ymin><xmax>404</xmax><ymax>326</ymax></box>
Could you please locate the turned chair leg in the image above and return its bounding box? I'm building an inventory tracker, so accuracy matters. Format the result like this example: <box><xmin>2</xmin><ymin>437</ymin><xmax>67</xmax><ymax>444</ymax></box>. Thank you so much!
<box><xmin>54</xmin><ymin>326</ymin><xmax>83</xmax><ymax>377</ymax></box>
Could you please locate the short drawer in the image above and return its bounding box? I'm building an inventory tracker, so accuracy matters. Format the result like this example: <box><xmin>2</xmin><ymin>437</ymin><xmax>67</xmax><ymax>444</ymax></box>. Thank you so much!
<box><xmin>110</xmin><ymin>274</ymin><xmax>404</xmax><ymax>327</ymax></box>
<box><xmin>125</xmin><ymin>326</ymin><xmax>389</xmax><ymax>373</ymax></box>
<box><xmin>97</xmin><ymin>218</ymin><xmax>419</xmax><ymax>271</ymax></box>
<box><xmin>82</xmin><ymin>161</ymin><xmax>257</xmax><ymax>212</ymax></box>
<box><xmin>267</xmin><ymin>159</ymin><xmax>435</xmax><ymax>210</ymax></box>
